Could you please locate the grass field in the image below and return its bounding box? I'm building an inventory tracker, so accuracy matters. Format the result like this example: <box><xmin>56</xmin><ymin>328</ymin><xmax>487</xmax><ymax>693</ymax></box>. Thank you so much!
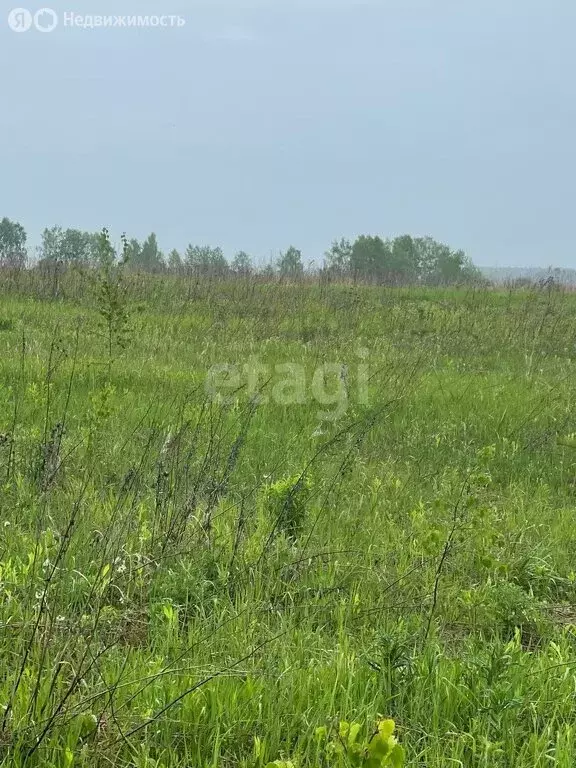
<box><xmin>2</xmin><ymin>276</ymin><xmax>576</xmax><ymax>766</ymax></box>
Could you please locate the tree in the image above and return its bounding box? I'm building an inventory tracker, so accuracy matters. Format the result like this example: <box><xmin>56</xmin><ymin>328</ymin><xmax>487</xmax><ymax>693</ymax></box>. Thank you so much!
<box><xmin>60</xmin><ymin>229</ymin><xmax>94</xmax><ymax>265</ymax></box>
<box><xmin>413</xmin><ymin>237</ymin><xmax>446</xmax><ymax>282</ymax></box>
<box><xmin>231</xmin><ymin>250</ymin><xmax>252</xmax><ymax>276</ymax></box>
<box><xmin>95</xmin><ymin>229</ymin><xmax>130</xmax><ymax>375</ymax></box>
<box><xmin>435</xmin><ymin>249</ymin><xmax>466</xmax><ymax>283</ymax></box>
<box><xmin>124</xmin><ymin>238</ymin><xmax>142</xmax><ymax>268</ymax></box>
<box><xmin>350</xmin><ymin>235</ymin><xmax>391</xmax><ymax>282</ymax></box>
<box><xmin>460</xmin><ymin>257</ymin><xmax>483</xmax><ymax>284</ymax></box>
<box><xmin>136</xmin><ymin>233</ymin><xmax>165</xmax><ymax>273</ymax></box>
<box><xmin>38</xmin><ymin>226</ymin><xmax>63</xmax><ymax>265</ymax></box>
<box><xmin>324</xmin><ymin>238</ymin><xmax>352</xmax><ymax>275</ymax></box>
<box><xmin>322</xmin><ymin>234</ymin><xmax>480</xmax><ymax>285</ymax></box>
<box><xmin>260</xmin><ymin>263</ymin><xmax>276</xmax><ymax>280</ymax></box>
<box><xmin>413</xmin><ymin>237</ymin><xmax>481</xmax><ymax>285</ymax></box>
<box><xmin>390</xmin><ymin>235</ymin><xmax>419</xmax><ymax>283</ymax></box>
<box><xmin>435</xmin><ymin>249</ymin><xmax>481</xmax><ymax>284</ymax></box>
<box><xmin>278</xmin><ymin>246</ymin><xmax>304</xmax><ymax>278</ymax></box>
<box><xmin>0</xmin><ymin>217</ymin><xmax>27</xmax><ymax>268</ymax></box>
<box><xmin>167</xmin><ymin>249</ymin><xmax>183</xmax><ymax>272</ymax></box>
<box><xmin>38</xmin><ymin>226</ymin><xmax>97</xmax><ymax>266</ymax></box>
<box><xmin>185</xmin><ymin>245</ymin><xmax>229</xmax><ymax>277</ymax></box>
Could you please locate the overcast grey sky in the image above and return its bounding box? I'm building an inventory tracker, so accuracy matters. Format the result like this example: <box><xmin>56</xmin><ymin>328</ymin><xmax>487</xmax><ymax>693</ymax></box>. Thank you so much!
<box><xmin>1</xmin><ymin>0</ymin><xmax>575</xmax><ymax>267</ymax></box>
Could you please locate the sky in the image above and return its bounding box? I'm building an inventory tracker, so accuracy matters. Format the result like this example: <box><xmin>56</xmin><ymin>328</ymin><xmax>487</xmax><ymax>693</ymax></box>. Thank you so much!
<box><xmin>1</xmin><ymin>0</ymin><xmax>575</xmax><ymax>268</ymax></box>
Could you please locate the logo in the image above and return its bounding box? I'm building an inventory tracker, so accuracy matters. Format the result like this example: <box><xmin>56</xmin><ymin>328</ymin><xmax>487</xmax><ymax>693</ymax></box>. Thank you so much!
<box><xmin>8</xmin><ymin>8</ymin><xmax>32</xmax><ymax>31</ymax></box>
<box><xmin>34</xmin><ymin>8</ymin><xmax>58</xmax><ymax>32</ymax></box>
<box><xmin>7</xmin><ymin>7</ymin><xmax>58</xmax><ymax>32</ymax></box>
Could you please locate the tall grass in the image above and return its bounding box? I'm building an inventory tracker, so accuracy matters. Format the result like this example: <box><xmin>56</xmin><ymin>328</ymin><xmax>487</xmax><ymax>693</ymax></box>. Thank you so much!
<box><xmin>1</xmin><ymin>272</ymin><xmax>576</xmax><ymax>766</ymax></box>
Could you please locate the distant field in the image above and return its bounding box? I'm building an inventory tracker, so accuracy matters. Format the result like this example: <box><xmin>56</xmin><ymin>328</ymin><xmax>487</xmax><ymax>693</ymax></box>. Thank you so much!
<box><xmin>2</xmin><ymin>277</ymin><xmax>576</xmax><ymax>767</ymax></box>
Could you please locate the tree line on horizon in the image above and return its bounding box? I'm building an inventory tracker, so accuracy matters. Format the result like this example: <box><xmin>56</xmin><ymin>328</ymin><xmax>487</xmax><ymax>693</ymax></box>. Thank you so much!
<box><xmin>0</xmin><ymin>216</ymin><xmax>483</xmax><ymax>285</ymax></box>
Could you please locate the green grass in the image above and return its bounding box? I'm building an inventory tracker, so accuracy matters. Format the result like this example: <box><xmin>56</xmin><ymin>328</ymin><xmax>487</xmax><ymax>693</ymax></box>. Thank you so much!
<box><xmin>2</xmin><ymin>275</ymin><xmax>576</xmax><ymax>766</ymax></box>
